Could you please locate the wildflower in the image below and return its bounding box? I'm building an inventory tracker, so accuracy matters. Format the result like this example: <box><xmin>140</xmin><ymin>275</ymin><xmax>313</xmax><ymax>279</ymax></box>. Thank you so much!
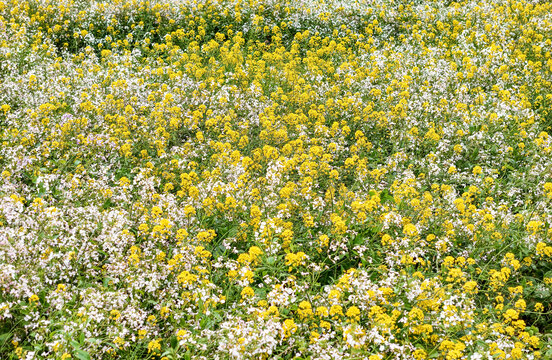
<box><xmin>285</xmin><ymin>252</ymin><xmax>307</xmax><ymax>269</ymax></box>
<box><xmin>241</xmin><ymin>287</ymin><xmax>255</xmax><ymax>300</ymax></box>
<box><xmin>282</xmin><ymin>319</ymin><xmax>297</xmax><ymax>339</ymax></box>
<box><xmin>462</xmin><ymin>281</ymin><xmax>478</xmax><ymax>294</ymax></box>
<box><xmin>345</xmin><ymin>306</ymin><xmax>361</xmax><ymax>322</ymax></box>
<box><xmin>297</xmin><ymin>301</ymin><xmax>313</xmax><ymax>319</ymax></box>
<box><xmin>147</xmin><ymin>339</ymin><xmax>161</xmax><ymax>354</ymax></box>
<box><xmin>403</xmin><ymin>223</ymin><xmax>418</xmax><ymax>237</ymax></box>
<box><xmin>526</xmin><ymin>221</ymin><xmax>543</xmax><ymax>235</ymax></box>
<box><xmin>316</xmin><ymin>306</ymin><xmax>329</xmax><ymax>317</ymax></box>
<box><xmin>110</xmin><ymin>310</ymin><xmax>120</xmax><ymax>320</ymax></box>
<box><xmin>330</xmin><ymin>305</ymin><xmax>343</xmax><ymax>319</ymax></box>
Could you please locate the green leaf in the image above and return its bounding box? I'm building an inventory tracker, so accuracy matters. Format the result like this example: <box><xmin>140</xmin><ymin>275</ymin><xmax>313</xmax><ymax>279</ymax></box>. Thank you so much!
<box><xmin>170</xmin><ymin>335</ymin><xmax>178</xmax><ymax>349</ymax></box>
<box><xmin>200</xmin><ymin>317</ymin><xmax>208</xmax><ymax>328</ymax></box>
<box><xmin>0</xmin><ymin>333</ymin><xmax>11</xmax><ymax>343</ymax></box>
<box><xmin>428</xmin><ymin>351</ymin><xmax>440</xmax><ymax>358</ymax></box>
<box><xmin>74</xmin><ymin>349</ymin><xmax>91</xmax><ymax>360</ymax></box>
<box><xmin>475</xmin><ymin>340</ymin><xmax>488</xmax><ymax>349</ymax></box>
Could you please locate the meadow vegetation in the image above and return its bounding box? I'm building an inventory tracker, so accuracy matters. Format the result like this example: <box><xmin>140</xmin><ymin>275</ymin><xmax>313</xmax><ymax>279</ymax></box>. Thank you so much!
<box><xmin>1</xmin><ymin>0</ymin><xmax>552</xmax><ymax>358</ymax></box>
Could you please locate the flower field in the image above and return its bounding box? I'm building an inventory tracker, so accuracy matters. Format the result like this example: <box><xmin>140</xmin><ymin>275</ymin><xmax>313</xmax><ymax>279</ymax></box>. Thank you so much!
<box><xmin>1</xmin><ymin>0</ymin><xmax>552</xmax><ymax>358</ymax></box>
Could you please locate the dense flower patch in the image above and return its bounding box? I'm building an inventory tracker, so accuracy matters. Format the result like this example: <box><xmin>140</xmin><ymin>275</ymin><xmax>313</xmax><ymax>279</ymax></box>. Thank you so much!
<box><xmin>1</xmin><ymin>0</ymin><xmax>552</xmax><ymax>358</ymax></box>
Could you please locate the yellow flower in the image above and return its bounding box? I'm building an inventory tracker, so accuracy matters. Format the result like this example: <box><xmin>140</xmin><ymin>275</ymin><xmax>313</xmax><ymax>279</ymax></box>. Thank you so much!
<box><xmin>503</xmin><ymin>309</ymin><xmax>519</xmax><ymax>323</ymax></box>
<box><xmin>183</xmin><ymin>205</ymin><xmax>196</xmax><ymax>217</ymax></box>
<box><xmin>110</xmin><ymin>309</ymin><xmax>121</xmax><ymax>320</ymax></box>
<box><xmin>526</xmin><ymin>221</ymin><xmax>543</xmax><ymax>234</ymax></box>
<box><xmin>147</xmin><ymin>339</ymin><xmax>161</xmax><ymax>353</ymax></box>
<box><xmin>345</xmin><ymin>306</ymin><xmax>361</xmax><ymax>322</ymax></box>
<box><xmin>329</xmin><ymin>304</ymin><xmax>343</xmax><ymax>318</ymax></box>
<box><xmin>113</xmin><ymin>337</ymin><xmax>125</xmax><ymax>347</ymax></box>
<box><xmin>403</xmin><ymin>223</ymin><xmax>418</xmax><ymax>237</ymax></box>
<box><xmin>316</xmin><ymin>306</ymin><xmax>329</xmax><ymax>317</ymax></box>
<box><xmin>282</xmin><ymin>319</ymin><xmax>297</xmax><ymax>338</ymax></box>
<box><xmin>240</xmin><ymin>286</ymin><xmax>255</xmax><ymax>300</ymax></box>
<box><xmin>462</xmin><ymin>281</ymin><xmax>478</xmax><ymax>294</ymax></box>
<box><xmin>285</xmin><ymin>252</ymin><xmax>307</xmax><ymax>269</ymax></box>
<box><xmin>413</xmin><ymin>349</ymin><xmax>427</xmax><ymax>360</ymax></box>
<box><xmin>297</xmin><ymin>301</ymin><xmax>313</xmax><ymax>319</ymax></box>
